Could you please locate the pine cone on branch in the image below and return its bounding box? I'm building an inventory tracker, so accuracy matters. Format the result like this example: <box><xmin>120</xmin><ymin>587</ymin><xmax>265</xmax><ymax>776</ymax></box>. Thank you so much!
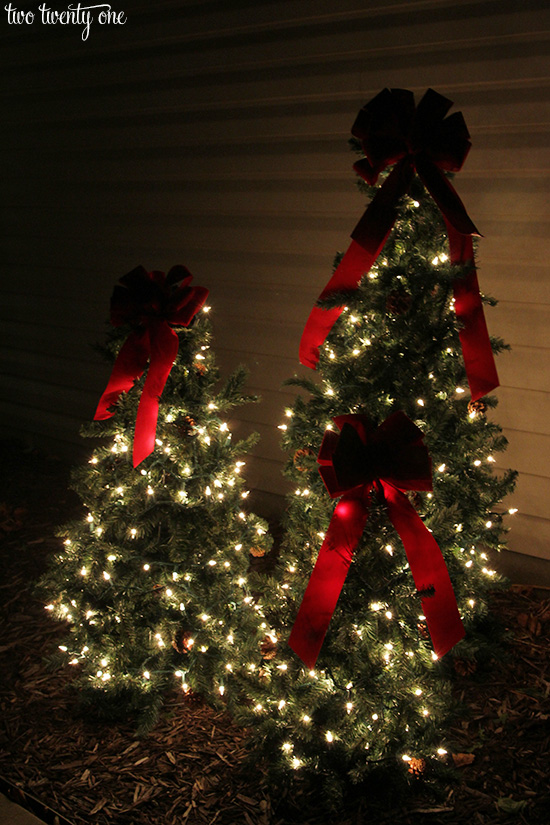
<box><xmin>260</xmin><ymin>635</ymin><xmax>277</xmax><ymax>660</ymax></box>
<box><xmin>293</xmin><ymin>448</ymin><xmax>314</xmax><ymax>472</ymax></box>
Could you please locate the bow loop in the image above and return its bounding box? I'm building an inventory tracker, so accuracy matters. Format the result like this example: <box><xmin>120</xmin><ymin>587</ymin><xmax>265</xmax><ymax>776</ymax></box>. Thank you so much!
<box><xmin>352</xmin><ymin>88</ymin><xmax>415</xmax><ymax>183</ymax></box>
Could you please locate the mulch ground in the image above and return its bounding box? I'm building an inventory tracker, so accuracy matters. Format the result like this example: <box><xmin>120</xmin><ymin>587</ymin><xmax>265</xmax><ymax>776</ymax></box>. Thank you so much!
<box><xmin>0</xmin><ymin>440</ymin><xmax>549</xmax><ymax>825</ymax></box>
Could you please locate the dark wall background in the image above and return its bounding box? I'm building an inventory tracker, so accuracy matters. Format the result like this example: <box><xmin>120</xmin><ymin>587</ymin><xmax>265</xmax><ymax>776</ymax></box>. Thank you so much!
<box><xmin>2</xmin><ymin>0</ymin><xmax>549</xmax><ymax>560</ymax></box>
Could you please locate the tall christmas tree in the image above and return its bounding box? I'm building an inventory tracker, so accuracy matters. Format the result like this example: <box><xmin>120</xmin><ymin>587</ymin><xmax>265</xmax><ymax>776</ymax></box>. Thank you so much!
<box><xmin>229</xmin><ymin>90</ymin><xmax>517</xmax><ymax>805</ymax></box>
<box><xmin>39</xmin><ymin>265</ymin><xmax>271</xmax><ymax>731</ymax></box>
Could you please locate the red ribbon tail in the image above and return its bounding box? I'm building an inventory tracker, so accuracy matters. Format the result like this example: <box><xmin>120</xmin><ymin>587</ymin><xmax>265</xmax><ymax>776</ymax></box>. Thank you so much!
<box><xmin>132</xmin><ymin>322</ymin><xmax>179</xmax><ymax>467</ymax></box>
<box><xmin>299</xmin><ymin>162</ymin><xmax>413</xmax><ymax>369</ymax></box>
<box><xmin>93</xmin><ymin>331</ymin><xmax>150</xmax><ymax>420</ymax></box>
<box><xmin>381</xmin><ymin>482</ymin><xmax>464</xmax><ymax>657</ymax></box>
<box><xmin>446</xmin><ymin>226</ymin><xmax>499</xmax><ymax>401</ymax></box>
<box><xmin>416</xmin><ymin>156</ymin><xmax>480</xmax><ymax>237</ymax></box>
<box><xmin>288</xmin><ymin>496</ymin><xmax>368</xmax><ymax>669</ymax></box>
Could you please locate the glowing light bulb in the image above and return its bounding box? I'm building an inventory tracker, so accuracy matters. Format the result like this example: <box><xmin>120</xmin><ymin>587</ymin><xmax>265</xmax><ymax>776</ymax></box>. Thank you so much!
<box><xmin>326</xmin><ymin>731</ymin><xmax>333</xmax><ymax>743</ymax></box>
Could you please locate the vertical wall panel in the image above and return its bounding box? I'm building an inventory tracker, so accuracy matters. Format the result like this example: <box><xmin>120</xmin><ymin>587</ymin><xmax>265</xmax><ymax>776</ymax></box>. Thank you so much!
<box><xmin>1</xmin><ymin>0</ymin><xmax>549</xmax><ymax>558</ymax></box>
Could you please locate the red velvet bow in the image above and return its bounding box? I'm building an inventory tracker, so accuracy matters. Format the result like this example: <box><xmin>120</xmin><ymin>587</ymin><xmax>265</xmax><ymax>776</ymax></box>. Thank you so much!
<box><xmin>299</xmin><ymin>88</ymin><xmax>498</xmax><ymax>402</ymax></box>
<box><xmin>94</xmin><ymin>265</ymin><xmax>209</xmax><ymax>467</ymax></box>
<box><xmin>288</xmin><ymin>411</ymin><xmax>465</xmax><ymax>669</ymax></box>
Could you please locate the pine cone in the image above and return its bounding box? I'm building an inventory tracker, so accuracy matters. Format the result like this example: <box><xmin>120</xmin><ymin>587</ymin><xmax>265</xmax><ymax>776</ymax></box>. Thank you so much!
<box><xmin>467</xmin><ymin>399</ymin><xmax>487</xmax><ymax>416</ymax></box>
<box><xmin>407</xmin><ymin>757</ymin><xmax>426</xmax><ymax>777</ymax></box>
<box><xmin>249</xmin><ymin>546</ymin><xmax>266</xmax><ymax>558</ymax></box>
<box><xmin>386</xmin><ymin>288</ymin><xmax>412</xmax><ymax>315</ymax></box>
<box><xmin>260</xmin><ymin>635</ymin><xmax>277</xmax><ymax>660</ymax></box>
<box><xmin>178</xmin><ymin>415</ymin><xmax>197</xmax><ymax>435</ymax></box>
<box><xmin>407</xmin><ymin>491</ymin><xmax>423</xmax><ymax>509</ymax></box>
<box><xmin>293</xmin><ymin>448</ymin><xmax>314</xmax><ymax>472</ymax></box>
<box><xmin>417</xmin><ymin>621</ymin><xmax>430</xmax><ymax>640</ymax></box>
<box><xmin>453</xmin><ymin>657</ymin><xmax>477</xmax><ymax>676</ymax></box>
<box><xmin>172</xmin><ymin>628</ymin><xmax>195</xmax><ymax>654</ymax></box>
<box><xmin>195</xmin><ymin>364</ymin><xmax>207</xmax><ymax>376</ymax></box>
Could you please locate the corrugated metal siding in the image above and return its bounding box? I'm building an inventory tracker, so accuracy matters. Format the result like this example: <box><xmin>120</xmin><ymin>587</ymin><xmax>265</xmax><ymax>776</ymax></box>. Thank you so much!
<box><xmin>2</xmin><ymin>0</ymin><xmax>549</xmax><ymax>557</ymax></box>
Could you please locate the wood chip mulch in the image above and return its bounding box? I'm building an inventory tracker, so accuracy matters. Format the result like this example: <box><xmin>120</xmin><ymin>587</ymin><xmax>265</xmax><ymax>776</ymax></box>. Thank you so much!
<box><xmin>0</xmin><ymin>441</ymin><xmax>549</xmax><ymax>825</ymax></box>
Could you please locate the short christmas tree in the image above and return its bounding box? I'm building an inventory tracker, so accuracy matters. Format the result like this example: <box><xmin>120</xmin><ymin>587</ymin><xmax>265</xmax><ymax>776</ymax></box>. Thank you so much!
<box><xmin>228</xmin><ymin>90</ymin><xmax>517</xmax><ymax>806</ymax></box>
<box><xmin>39</xmin><ymin>265</ymin><xmax>271</xmax><ymax>731</ymax></box>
